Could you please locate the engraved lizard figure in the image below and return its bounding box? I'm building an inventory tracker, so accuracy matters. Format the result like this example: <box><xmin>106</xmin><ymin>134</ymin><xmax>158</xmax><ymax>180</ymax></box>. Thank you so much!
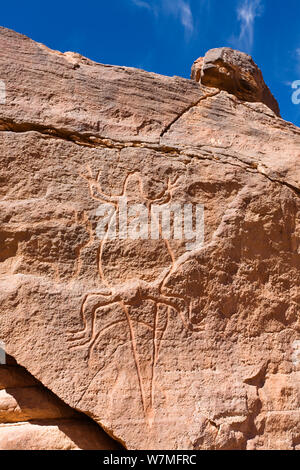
<box><xmin>68</xmin><ymin>166</ymin><xmax>201</xmax><ymax>426</ymax></box>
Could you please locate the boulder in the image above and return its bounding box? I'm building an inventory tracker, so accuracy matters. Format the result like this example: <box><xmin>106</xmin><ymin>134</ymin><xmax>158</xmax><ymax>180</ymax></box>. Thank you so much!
<box><xmin>191</xmin><ymin>47</ymin><xmax>280</xmax><ymax>116</ymax></box>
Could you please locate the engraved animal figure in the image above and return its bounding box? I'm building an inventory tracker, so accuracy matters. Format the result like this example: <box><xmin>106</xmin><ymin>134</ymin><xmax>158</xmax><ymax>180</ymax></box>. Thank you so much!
<box><xmin>68</xmin><ymin>166</ymin><xmax>201</xmax><ymax>425</ymax></box>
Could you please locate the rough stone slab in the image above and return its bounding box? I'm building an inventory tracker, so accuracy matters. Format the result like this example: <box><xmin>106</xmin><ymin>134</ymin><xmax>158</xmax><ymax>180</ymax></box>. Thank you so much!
<box><xmin>0</xmin><ymin>27</ymin><xmax>299</xmax><ymax>450</ymax></box>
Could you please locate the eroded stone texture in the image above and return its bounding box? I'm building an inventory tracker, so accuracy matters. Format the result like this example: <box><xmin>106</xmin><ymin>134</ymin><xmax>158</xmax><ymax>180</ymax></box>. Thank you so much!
<box><xmin>0</xmin><ymin>27</ymin><xmax>299</xmax><ymax>450</ymax></box>
<box><xmin>191</xmin><ymin>47</ymin><xmax>280</xmax><ymax>116</ymax></box>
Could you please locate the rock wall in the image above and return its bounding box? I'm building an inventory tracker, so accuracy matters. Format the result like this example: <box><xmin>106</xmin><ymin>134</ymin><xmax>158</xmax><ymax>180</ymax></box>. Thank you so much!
<box><xmin>0</xmin><ymin>27</ymin><xmax>299</xmax><ymax>450</ymax></box>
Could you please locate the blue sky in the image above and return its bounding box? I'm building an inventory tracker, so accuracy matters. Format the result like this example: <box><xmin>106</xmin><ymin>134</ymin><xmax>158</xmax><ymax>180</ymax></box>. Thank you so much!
<box><xmin>1</xmin><ymin>0</ymin><xmax>300</xmax><ymax>125</ymax></box>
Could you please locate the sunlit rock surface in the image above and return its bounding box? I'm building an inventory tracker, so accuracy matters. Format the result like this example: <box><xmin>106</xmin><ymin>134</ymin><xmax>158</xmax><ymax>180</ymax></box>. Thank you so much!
<box><xmin>0</xmin><ymin>27</ymin><xmax>299</xmax><ymax>450</ymax></box>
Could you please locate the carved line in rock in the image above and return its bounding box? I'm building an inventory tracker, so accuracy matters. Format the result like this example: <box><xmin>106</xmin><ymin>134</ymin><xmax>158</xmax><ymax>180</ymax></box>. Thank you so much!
<box><xmin>67</xmin><ymin>168</ymin><xmax>203</xmax><ymax>425</ymax></box>
<box><xmin>1</xmin><ymin>111</ymin><xmax>298</xmax><ymax>194</ymax></box>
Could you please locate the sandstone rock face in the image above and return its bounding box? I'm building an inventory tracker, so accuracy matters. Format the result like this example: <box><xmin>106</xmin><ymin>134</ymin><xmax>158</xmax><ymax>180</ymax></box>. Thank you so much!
<box><xmin>191</xmin><ymin>47</ymin><xmax>280</xmax><ymax>116</ymax></box>
<box><xmin>0</xmin><ymin>27</ymin><xmax>299</xmax><ymax>450</ymax></box>
<box><xmin>0</xmin><ymin>359</ymin><xmax>120</xmax><ymax>449</ymax></box>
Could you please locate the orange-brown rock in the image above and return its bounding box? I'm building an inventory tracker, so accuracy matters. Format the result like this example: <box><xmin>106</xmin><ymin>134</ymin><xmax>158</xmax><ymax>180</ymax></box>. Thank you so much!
<box><xmin>0</xmin><ymin>361</ymin><xmax>120</xmax><ymax>449</ymax></box>
<box><xmin>191</xmin><ymin>47</ymin><xmax>280</xmax><ymax>116</ymax></box>
<box><xmin>0</xmin><ymin>27</ymin><xmax>299</xmax><ymax>450</ymax></box>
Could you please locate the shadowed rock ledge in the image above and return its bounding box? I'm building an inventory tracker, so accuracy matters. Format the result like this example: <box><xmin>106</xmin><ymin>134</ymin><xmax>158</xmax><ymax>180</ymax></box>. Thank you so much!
<box><xmin>0</xmin><ymin>356</ymin><xmax>121</xmax><ymax>450</ymax></box>
<box><xmin>0</xmin><ymin>26</ymin><xmax>299</xmax><ymax>450</ymax></box>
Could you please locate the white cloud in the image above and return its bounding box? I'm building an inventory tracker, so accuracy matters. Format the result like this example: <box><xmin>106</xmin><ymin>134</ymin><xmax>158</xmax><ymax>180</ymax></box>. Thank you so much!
<box><xmin>235</xmin><ymin>0</ymin><xmax>263</xmax><ymax>52</ymax></box>
<box><xmin>162</xmin><ymin>0</ymin><xmax>194</xmax><ymax>35</ymax></box>
<box><xmin>131</xmin><ymin>0</ymin><xmax>194</xmax><ymax>36</ymax></box>
<box><xmin>131</xmin><ymin>0</ymin><xmax>151</xmax><ymax>10</ymax></box>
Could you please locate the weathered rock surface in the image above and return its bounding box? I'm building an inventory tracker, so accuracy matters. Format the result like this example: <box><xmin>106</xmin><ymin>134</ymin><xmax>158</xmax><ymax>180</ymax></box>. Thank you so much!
<box><xmin>0</xmin><ymin>27</ymin><xmax>299</xmax><ymax>450</ymax></box>
<box><xmin>191</xmin><ymin>47</ymin><xmax>280</xmax><ymax>117</ymax></box>
<box><xmin>0</xmin><ymin>359</ymin><xmax>120</xmax><ymax>449</ymax></box>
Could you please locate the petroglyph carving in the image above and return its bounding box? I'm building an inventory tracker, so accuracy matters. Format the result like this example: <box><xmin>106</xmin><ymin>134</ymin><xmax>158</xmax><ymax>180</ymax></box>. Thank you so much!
<box><xmin>68</xmin><ymin>166</ymin><xmax>203</xmax><ymax>425</ymax></box>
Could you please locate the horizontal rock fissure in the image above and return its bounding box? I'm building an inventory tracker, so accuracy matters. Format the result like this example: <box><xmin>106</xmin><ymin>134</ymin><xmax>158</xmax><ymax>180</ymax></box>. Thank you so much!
<box><xmin>0</xmin><ymin>118</ymin><xmax>298</xmax><ymax>196</ymax></box>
